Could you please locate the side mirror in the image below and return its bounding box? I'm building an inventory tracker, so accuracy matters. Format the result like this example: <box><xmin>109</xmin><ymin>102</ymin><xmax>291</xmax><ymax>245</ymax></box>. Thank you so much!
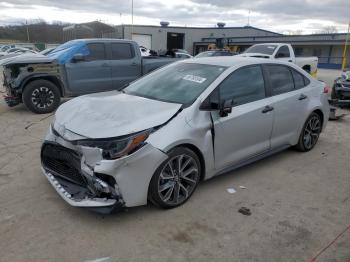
<box><xmin>219</xmin><ymin>99</ymin><xmax>234</xmax><ymax>117</ymax></box>
<box><xmin>199</xmin><ymin>90</ymin><xmax>220</xmax><ymax>111</ymax></box>
<box><xmin>72</xmin><ymin>53</ymin><xmax>85</xmax><ymax>62</ymax></box>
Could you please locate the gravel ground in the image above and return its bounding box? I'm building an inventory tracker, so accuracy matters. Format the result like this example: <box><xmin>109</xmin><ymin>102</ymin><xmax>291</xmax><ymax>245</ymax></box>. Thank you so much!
<box><xmin>0</xmin><ymin>69</ymin><xmax>349</xmax><ymax>262</ymax></box>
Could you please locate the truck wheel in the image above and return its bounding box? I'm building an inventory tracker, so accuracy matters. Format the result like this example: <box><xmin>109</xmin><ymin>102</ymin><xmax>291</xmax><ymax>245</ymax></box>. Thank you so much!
<box><xmin>22</xmin><ymin>79</ymin><xmax>61</xmax><ymax>114</ymax></box>
<box><xmin>302</xmin><ymin>65</ymin><xmax>311</xmax><ymax>74</ymax></box>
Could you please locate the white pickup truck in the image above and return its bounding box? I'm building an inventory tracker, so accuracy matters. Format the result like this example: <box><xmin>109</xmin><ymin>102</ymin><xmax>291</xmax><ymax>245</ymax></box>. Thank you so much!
<box><xmin>239</xmin><ymin>43</ymin><xmax>318</xmax><ymax>77</ymax></box>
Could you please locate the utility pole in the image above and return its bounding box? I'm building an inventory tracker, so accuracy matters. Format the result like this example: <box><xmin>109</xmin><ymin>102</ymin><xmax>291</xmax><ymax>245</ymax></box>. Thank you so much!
<box><xmin>26</xmin><ymin>20</ymin><xmax>30</xmax><ymax>43</ymax></box>
<box><xmin>341</xmin><ymin>21</ymin><xmax>350</xmax><ymax>71</ymax></box>
<box><xmin>131</xmin><ymin>0</ymin><xmax>134</xmax><ymax>36</ymax></box>
<box><xmin>247</xmin><ymin>10</ymin><xmax>251</xmax><ymax>26</ymax></box>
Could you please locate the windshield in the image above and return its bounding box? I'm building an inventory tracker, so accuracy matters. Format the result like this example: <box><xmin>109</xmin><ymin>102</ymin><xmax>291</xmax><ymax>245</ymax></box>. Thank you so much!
<box><xmin>124</xmin><ymin>62</ymin><xmax>227</xmax><ymax>104</ymax></box>
<box><xmin>46</xmin><ymin>40</ymin><xmax>88</xmax><ymax>64</ymax></box>
<box><xmin>48</xmin><ymin>40</ymin><xmax>81</xmax><ymax>55</ymax></box>
<box><xmin>244</xmin><ymin>45</ymin><xmax>277</xmax><ymax>55</ymax></box>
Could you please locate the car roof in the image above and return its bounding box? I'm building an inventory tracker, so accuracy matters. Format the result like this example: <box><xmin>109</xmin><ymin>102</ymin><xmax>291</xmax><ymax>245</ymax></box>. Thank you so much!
<box><xmin>184</xmin><ymin>56</ymin><xmax>295</xmax><ymax>68</ymax></box>
<box><xmin>76</xmin><ymin>38</ymin><xmax>135</xmax><ymax>44</ymax></box>
<box><xmin>251</xmin><ymin>43</ymin><xmax>288</xmax><ymax>46</ymax></box>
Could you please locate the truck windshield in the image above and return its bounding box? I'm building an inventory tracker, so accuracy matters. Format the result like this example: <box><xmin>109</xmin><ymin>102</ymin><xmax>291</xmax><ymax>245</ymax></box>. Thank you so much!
<box><xmin>244</xmin><ymin>45</ymin><xmax>277</xmax><ymax>55</ymax></box>
<box><xmin>124</xmin><ymin>62</ymin><xmax>227</xmax><ymax>104</ymax></box>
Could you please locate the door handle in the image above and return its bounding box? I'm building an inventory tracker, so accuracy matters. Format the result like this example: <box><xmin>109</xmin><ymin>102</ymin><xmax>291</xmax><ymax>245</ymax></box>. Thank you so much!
<box><xmin>288</xmin><ymin>60</ymin><xmax>292</xmax><ymax>62</ymax></box>
<box><xmin>101</xmin><ymin>63</ymin><xmax>109</xmax><ymax>67</ymax></box>
<box><xmin>298</xmin><ymin>94</ymin><xmax>308</xmax><ymax>100</ymax></box>
<box><xmin>262</xmin><ymin>105</ymin><xmax>274</xmax><ymax>113</ymax></box>
<box><xmin>131</xmin><ymin>62</ymin><xmax>138</xmax><ymax>66</ymax></box>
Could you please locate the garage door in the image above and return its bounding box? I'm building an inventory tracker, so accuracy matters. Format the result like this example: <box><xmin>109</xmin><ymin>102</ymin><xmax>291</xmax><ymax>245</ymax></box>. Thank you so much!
<box><xmin>132</xmin><ymin>34</ymin><xmax>152</xmax><ymax>49</ymax></box>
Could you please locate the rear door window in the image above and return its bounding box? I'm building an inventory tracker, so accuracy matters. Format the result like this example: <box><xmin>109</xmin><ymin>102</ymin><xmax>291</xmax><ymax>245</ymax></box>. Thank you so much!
<box><xmin>219</xmin><ymin>65</ymin><xmax>266</xmax><ymax>106</ymax></box>
<box><xmin>266</xmin><ymin>65</ymin><xmax>294</xmax><ymax>95</ymax></box>
<box><xmin>111</xmin><ymin>43</ymin><xmax>134</xmax><ymax>59</ymax></box>
<box><xmin>291</xmin><ymin>69</ymin><xmax>308</xmax><ymax>89</ymax></box>
<box><xmin>86</xmin><ymin>43</ymin><xmax>106</xmax><ymax>61</ymax></box>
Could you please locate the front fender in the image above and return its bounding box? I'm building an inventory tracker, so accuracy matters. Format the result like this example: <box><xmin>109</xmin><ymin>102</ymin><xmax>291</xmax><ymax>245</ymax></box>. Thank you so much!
<box><xmin>18</xmin><ymin>74</ymin><xmax>65</xmax><ymax>96</ymax></box>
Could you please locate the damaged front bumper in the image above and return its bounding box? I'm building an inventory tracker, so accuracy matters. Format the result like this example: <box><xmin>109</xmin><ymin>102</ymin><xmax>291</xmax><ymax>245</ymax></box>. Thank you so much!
<box><xmin>41</xmin><ymin>126</ymin><xmax>168</xmax><ymax>213</ymax></box>
<box><xmin>331</xmin><ymin>80</ymin><xmax>350</xmax><ymax>105</ymax></box>
<box><xmin>42</xmin><ymin>168</ymin><xmax>123</xmax><ymax>213</ymax></box>
<box><xmin>41</xmin><ymin>141</ymin><xmax>125</xmax><ymax>214</ymax></box>
<box><xmin>2</xmin><ymin>69</ymin><xmax>21</xmax><ymax>107</ymax></box>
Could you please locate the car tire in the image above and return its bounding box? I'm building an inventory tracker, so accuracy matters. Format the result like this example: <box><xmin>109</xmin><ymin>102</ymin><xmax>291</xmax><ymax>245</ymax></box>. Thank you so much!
<box><xmin>148</xmin><ymin>147</ymin><xmax>201</xmax><ymax>209</ymax></box>
<box><xmin>295</xmin><ymin>112</ymin><xmax>322</xmax><ymax>152</ymax></box>
<box><xmin>22</xmin><ymin>79</ymin><xmax>61</xmax><ymax>114</ymax></box>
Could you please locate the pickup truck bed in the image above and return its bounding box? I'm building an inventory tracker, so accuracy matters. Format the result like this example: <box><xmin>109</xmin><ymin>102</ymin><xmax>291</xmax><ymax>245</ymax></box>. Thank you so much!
<box><xmin>141</xmin><ymin>56</ymin><xmax>179</xmax><ymax>75</ymax></box>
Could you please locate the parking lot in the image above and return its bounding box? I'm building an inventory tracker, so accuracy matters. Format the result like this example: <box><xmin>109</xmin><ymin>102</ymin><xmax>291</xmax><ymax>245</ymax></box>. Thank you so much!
<box><xmin>0</xmin><ymin>69</ymin><xmax>349</xmax><ymax>262</ymax></box>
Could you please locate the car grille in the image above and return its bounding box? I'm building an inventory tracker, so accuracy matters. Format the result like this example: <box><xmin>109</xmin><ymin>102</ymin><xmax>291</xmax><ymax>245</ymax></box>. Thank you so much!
<box><xmin>41</xmin><ymin>143</ymin><xmax>87</xmax><ymax>186</ymax></box>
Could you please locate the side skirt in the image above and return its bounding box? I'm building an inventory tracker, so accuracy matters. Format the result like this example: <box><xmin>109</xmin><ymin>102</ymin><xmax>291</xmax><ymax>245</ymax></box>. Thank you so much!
<box><xmin>214</xmin><ymin>145</ymin><xmax>290</xmax><ymax>177</ymax></box>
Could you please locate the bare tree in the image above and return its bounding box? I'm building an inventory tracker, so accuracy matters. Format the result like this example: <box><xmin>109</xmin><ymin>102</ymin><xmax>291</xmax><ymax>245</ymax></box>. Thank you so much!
<box><xmin>287</xmin><ymin>29</ymin><xmax>303</xmax><ymax>35</ymax></box>
<box><xmin>0</xmin><ymin>19</ymin><xmax>64</xmax><ymax>43</ymax></box>
<box><xmin>319</xmin><ymin>26</ymin><xmax>338</xmax><ymax>34</ymax></box>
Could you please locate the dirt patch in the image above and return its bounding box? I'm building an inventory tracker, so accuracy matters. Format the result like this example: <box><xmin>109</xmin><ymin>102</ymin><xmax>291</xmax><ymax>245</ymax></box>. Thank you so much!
<box><xmin>167</xmin><ymin>221</ymin><xmax>219</xmax><ymax>245</ymax></box>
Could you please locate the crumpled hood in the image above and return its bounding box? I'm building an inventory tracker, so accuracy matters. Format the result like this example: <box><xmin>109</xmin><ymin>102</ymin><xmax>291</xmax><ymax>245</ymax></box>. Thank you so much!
<box><xmin>0</xmin><ymin>53</ymin><xmax>45</xmax><ymax>65</ymax></box>
<box><xmin>54</xmin><ymin>91</ymin><xmax>182</xmax><ymax>139</ymax></box>
<box><xmin>1</xmin><ymin>54</ymin><xmax>55</xmax><ymax>66</ymax></box>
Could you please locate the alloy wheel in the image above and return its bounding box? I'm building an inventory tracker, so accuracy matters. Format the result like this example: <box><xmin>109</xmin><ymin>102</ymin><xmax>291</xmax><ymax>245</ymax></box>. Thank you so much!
<box><xmin>31</xmin><ymin>86</ymin><xmax>55</xmax><ymax>109</ymax></box>
<box><xmin>303</xmin><ymin>115</ymin><xmax>321</xmax><ymax>150</ymax></box>
<box><xmin>158</xmin><ymin>154</ymin><xmax>199</xmax><ymax>205</ymax></box>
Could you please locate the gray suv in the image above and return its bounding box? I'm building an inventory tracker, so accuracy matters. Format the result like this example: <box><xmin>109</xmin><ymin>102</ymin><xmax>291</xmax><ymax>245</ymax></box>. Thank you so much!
<box><xmin>41</xmin><ymin>57</ymin><xmax>329</xmax><ymax>213</ymax></box>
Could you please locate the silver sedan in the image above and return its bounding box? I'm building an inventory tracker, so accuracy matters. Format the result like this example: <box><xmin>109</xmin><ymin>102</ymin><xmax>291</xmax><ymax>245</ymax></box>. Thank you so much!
<box><xmin>41</xmin><ymin>57</ymin><xmax>329</xmax><ymax>213</ymax></box>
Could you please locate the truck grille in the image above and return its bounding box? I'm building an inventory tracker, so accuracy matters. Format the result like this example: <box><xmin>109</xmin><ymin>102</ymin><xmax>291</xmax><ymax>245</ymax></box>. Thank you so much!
<box><xmin>41</xmin><ymin>143</ymin><xmax>87</xmax><ymax>186</ymax></box>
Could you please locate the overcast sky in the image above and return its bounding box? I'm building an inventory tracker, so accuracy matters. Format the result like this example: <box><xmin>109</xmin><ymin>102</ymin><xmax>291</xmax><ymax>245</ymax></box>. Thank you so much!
<box><xmin>0</xmin><ymin>0</ymin><xmax>349</xmax><ymax>34</ymax></box>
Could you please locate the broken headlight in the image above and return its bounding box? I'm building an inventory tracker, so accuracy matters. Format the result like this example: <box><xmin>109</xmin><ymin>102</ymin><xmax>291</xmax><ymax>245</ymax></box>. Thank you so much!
<box><xmin>76</xmin><ymin>131</ymin><xmax>149</xmax><ymax>159</ymax></box>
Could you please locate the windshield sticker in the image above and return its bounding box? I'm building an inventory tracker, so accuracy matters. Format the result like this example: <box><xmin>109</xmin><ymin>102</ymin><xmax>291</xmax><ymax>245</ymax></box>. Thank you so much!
<box><xmin>183</xmin><ymin>74</ymin><xmax>207</xmax><ymax>84</ymax></box>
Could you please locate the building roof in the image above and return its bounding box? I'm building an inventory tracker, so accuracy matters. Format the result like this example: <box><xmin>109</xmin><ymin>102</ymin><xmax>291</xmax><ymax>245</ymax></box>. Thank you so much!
<box><xmin>200</xmin><ymin>33</ymin><xmax>350</xmax><ymax>45</ymax></box>
<box><xmin>119</xmin><ymin>24</ymin><xmax>282</xmax><ymax>36</ymax></box>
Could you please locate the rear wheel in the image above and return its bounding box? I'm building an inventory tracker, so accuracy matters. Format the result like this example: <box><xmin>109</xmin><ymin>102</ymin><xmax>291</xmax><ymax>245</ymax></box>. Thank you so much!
<box><xmin>22</xmin><ymin>79</ymin><xmax>60</xmax><ymax>114</ymax></box>
<box><xmin>295</xmin><ymin>112</ymin><xmax>322</xmax><ymax>152</ymax></box>
<box><xmin>148</xmin><ymin>147</ymin><xmax>201</xmax><ymax>209</ymax></box>
<box><xmin>303</xmin><ymin>65</ymin><xmax>311</xmax><ymax>74</ymax></box>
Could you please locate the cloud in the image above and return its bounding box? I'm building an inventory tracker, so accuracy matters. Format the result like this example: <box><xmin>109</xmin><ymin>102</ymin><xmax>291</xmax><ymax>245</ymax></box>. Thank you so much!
<box><xmin>0</xmin><ymin>0</ymin><xmax>348</xmax><ymax>33</ymax></box>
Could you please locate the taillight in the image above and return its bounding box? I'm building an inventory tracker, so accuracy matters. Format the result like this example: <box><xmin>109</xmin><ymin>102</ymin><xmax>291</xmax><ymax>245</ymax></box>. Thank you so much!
<box><xmin>323</xmin><ymin>86</ymin><xmax>331</xmax><ymax>93</ymax></box>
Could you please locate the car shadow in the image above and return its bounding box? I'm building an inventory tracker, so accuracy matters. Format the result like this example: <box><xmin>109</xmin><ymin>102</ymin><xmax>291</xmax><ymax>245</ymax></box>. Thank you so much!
<box><xmin>74</xmin><ymin>147</ymin><xmax>300</xmax><ymax>222</ymax></box>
